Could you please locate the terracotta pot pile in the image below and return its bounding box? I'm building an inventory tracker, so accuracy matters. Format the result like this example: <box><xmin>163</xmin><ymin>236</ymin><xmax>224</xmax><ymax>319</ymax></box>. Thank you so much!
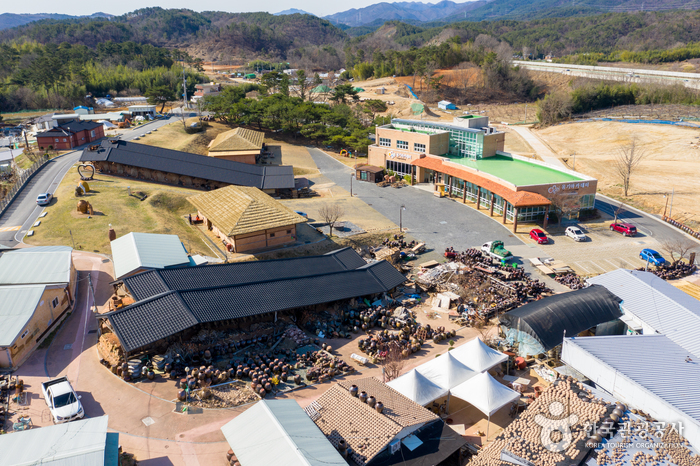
<box><xmin>469</xmin><ymin>377</ymin><xmax>612</xmax><ymax>466</ymax></box>
<box><xmin>175</xmin><ymin>365</ymin><xmax>232</xmax><ymax>400</ymax></box>
<box><xmin>638</xmin><ymin>262</ymin><xmax>697</xmax><ymax>280</ymax></box>
<box><xmin>299</xmin><ymin>351</ymin><xmax>354</xmax><ymax>383</ymax></box>
<box><xmin>554</xmin><ymin>272</ymin><xmax>585</xmax><ymax>290</ymax></box>
<box><xmin>357</xmin><ymin>324</ymin><xmax>455</xmax><ymax>358</ymax></box>
<box><xmin>283</xmin><ymin>326</ymin><xmax>310</xmax><ymax>346</ymax></box>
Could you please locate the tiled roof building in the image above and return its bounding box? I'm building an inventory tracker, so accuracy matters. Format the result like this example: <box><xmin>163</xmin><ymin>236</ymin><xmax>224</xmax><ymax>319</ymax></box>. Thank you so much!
<box><xmin>310</xmin><ymin>377</ymin><xmax>439</xmax><ymax>465</ymax></box>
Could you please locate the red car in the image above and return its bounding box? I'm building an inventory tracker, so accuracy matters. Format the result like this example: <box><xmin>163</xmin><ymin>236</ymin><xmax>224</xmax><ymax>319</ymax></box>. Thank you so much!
<box><xmin>610</xmin><ymin>223</ymin><xmax>637</xmax><ymax>236</ymax></box>
<box><xmin>529</xmin><ymin>229</ymin><xmax>549</xmax><ymax>244</ymax></box>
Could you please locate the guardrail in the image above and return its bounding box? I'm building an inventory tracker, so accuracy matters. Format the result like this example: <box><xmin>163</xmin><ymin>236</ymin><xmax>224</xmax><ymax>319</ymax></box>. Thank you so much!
<box><xmin>0</xmin><ymin>155</ymin><xmax>50</xmax><ymax>217</ymax></box>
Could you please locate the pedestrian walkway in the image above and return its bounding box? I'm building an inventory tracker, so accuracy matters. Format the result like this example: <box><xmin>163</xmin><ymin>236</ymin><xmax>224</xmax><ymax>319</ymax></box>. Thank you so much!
<box><xmin>509</xmin><ymin>126</ymin><xmax>567</xmax><ymax>169</ymax></box>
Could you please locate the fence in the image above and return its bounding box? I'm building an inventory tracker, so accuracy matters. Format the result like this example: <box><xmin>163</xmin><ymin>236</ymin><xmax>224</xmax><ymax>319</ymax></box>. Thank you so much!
<box><xmin>0</xmin><ymin>155</ymin><xmax>50</xmax><ymax>216</ymax></box>
<box><xmin>662</xmin><ymin>215</ymin><xmax>700</xmax><ymax>240</ymax></box>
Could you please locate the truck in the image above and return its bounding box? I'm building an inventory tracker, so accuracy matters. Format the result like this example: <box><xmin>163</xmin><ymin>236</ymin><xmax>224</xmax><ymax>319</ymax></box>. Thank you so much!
<box><xmin>41</xmin><ymin>377</ymin><xmax>84</xmax><ymax>424</ymax></box>
<box><xmin>481</xmin><ymin>241</ymin><xmax>513</xmax><ymax>261</ymax></box>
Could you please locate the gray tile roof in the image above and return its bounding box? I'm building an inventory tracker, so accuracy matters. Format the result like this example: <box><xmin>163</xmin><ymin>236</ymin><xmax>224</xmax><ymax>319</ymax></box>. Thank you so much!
<box><xmin>587</xmin><ymin>269</ymin><xmax>700</xmax><ymax>358</ymax></box>
<box><xmin>80</xmin><ymin>140</ymin><xmax>294</xmax><ymax>190</ymax></box>
<box><xmin>122</xmin><ymin>247</ymin><xmax>366</xmax><ymax>300</ymax></box>
<box><xmin>108</xmin><ymin>292</ymin><xmax>198</xmax><ymax>352</ymax></box>
<box><xmin>107</xmin><ymin>256</ymin><xmax>405</xmax><ymax>352</ymax></box>
<box><xmin>562</xmin><ymin>334</ymin><xmax>700</xmax><ymax>424</ymax></box>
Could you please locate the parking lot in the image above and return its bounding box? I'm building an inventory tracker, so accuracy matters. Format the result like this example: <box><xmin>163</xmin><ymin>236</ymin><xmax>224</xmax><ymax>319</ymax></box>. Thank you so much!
<box><xmin>516</xmin><ymin>223</ymin><xmax>661</xmax><ymax>276</ymax></box>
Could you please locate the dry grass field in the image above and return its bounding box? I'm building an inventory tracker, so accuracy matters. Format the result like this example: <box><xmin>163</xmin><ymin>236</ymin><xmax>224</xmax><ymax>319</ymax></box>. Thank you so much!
<box><xmin>536</xmin><ymin>121</ymin><xmax>700</xmax><ymax>226</ymax></box>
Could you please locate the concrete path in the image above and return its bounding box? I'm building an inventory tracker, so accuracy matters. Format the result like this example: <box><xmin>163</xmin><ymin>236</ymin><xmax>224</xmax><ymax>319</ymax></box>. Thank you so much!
<box><xmin>508</xmin><ymin>126</ymin><xmax>567</xmax><ymax>169</ymax></box>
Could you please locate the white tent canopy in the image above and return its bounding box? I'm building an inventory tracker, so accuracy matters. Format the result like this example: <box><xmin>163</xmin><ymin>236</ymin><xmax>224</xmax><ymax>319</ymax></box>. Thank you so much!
<box><xmin>416</xmin><ymin>352</ymin><xmax>477</xmax><ymax>390</ymax></box>
<box><xmin>450</xmin><ymin>372</ymin><xmax>520</xmax><ymax>417</ymax></box>
<box><xmin>387</xmin><ymin>369</ymin><xmax>448</xmax><ymax>406</ymax></box>
<box><xmin>450</xmin><ymin>337</ymin><xmax>508</xmax><ymax>373</ymax></box>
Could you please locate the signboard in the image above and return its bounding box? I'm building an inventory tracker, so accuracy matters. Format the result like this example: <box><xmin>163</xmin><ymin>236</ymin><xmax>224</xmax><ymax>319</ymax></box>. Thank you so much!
<box><xmin>388</xmin><ymin>151</ymin><xmax>412</xmax><ymax>161</ymax></box>
<box><xmin>548</xmin><ymin>182</ymin><xmax>590</xmax><ymax>194</ymax></box>
<box><xmin>500</xmin><ymin>449</ymin><xmax>537</xmax><ymax>466</ymax></box>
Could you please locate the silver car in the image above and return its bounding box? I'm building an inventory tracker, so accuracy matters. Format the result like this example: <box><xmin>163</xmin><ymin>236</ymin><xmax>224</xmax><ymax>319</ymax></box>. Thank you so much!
<box><xmin>565</xmin><ymin>226</ymin><xmax>587</xmax><ymax>242</ymax></box>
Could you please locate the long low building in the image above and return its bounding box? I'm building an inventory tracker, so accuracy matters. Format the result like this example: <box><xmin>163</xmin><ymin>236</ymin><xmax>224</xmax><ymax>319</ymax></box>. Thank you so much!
<box><xmin>562</xmin><ymin>334</ymin><xmax>700</xmax><ymax>451</ymax></box>
<box><xmin>368</xmin><ymin>116</ymin><xmax>597</xmax><ymax>231</ymax></box>
<box><xmin>102</xmin><ymin>248</ymin><xmax>405</xmax><ymax>355</ymax></box>
<box><xmin>80</xmin><ymin>139</ymin><xmax>295</xmax><ymax>192</ymax></box>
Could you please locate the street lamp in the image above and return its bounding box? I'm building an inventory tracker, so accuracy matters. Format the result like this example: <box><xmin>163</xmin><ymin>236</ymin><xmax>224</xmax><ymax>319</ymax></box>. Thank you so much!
<box><xmin>400</xmin><ymin>204</ymin><xmax>406</xmax><ymax>232</ymax></box>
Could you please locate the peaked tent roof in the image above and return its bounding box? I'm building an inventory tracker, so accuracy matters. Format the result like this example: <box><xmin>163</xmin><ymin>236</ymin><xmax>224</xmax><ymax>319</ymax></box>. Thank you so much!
<box><xmin>387</xmin><ymin>368</ymin><xmax>448</xmax><ymax>406</ymax></box>
<box><xmin>110</xmin><ymin>232</ymin><xmax>190</xmax><ymax>279</ymax></box>
<box><xmin>221</xmin><ymin>400</ymin><xmax>346</xmax><ymax>466</ymax></box>
<box><xmin>80</xmin><ymin>139</ymin><xmax>294</xmax><ymax>190</ymax></box>
<box><xmin>587</xmin><ymin>269</ymin><xmax>700</xmax><ymax>358</ymax></box>
<box><xmin>0</xmin><ymin>246</ymin><xmax>73</xmax><ymax>285</ymax></box>
<box><xmin>209</xmin><ymin>127</ymin><xmax>264</xmax><ymax>152</ymax></box>
<box><xmin>188</xmin><ymin>185</ymin><xmax>307</xmax><ymax>237</ymax></box>
<box><xmin>415</xmin><ymin>351</ymin><xmax>477</xmax><ymax>391</ymax></box>
<box><xmin>499</xmin><ymin>285</ymin><xmax>622</xmax><ymax>352</ymax></box>
<box><xmin>450</xmin><ymin>337</ymin><xmax>508</xmax><ymax>373</ymax></box>
<box><xmin>450</xmin><ymin>372</ymin><xmax>520</xmax><ymax>417</ymax></box>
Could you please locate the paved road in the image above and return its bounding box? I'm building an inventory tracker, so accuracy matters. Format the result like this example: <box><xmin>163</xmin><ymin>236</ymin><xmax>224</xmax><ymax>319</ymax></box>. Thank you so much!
<box><xmin>0</xmin><ymin>117</ymin><xmax>174</xmax><ymax>247</ymax></box>
<box><xmin>594</xmin><ymin>194</ymin><xmax>697</xmax><ymax>245</ymax></box>
<box><xmin>514</xmin><ymin>60</ymin><xmax>700</xmax><ymax>89</ymax></box>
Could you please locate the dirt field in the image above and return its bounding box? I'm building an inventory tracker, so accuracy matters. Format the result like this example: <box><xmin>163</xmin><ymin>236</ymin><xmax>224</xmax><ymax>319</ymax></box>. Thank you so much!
<box><xmin>536</xmin><ymin>121</ymin><xmax>700</xmax><ymax>226</ymax></box>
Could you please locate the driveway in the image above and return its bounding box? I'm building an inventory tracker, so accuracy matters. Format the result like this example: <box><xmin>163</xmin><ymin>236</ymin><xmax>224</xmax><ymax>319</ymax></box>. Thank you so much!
<box><xmin>0</xmin><ymin>117</ymin><xmax>175</xmax><ymax>247</ymax></box>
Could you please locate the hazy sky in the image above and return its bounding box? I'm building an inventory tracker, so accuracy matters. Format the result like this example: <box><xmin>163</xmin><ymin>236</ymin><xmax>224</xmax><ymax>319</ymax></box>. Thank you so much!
<box><xmin>2</xmin><ymin>0</ymin><xmax>463</xmax><ymax>17</ymax></box>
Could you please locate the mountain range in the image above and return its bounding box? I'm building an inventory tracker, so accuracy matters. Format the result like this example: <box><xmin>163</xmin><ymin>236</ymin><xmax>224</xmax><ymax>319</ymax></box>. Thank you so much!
<box><xmin>0</xmin><ymin>12</ymin><xmax>112</xmax><ymax>30</ymax></box>
<box><xmin>3</xmin><ymin>0</ymin><xmax>700</xmax><ymax>31</ymax></box>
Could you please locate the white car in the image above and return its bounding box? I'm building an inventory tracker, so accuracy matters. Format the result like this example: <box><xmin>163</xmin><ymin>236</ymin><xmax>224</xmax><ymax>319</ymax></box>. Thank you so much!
<box><xmin>565</xmin><ymin>226</ymin><xmax>587</xmax><ymax>242</ymax></box>
<box><xmin>41</xmin><ymin>377</ymin><xmax>84</xmax><ymax>424</ymax></box>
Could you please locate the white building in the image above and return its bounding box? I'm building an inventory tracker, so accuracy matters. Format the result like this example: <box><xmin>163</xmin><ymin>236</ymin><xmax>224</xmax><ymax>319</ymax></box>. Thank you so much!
<box><xmin>588</xmin><ymin>269</ymin><xmax>700</xmax><ymax>358</ymax></box>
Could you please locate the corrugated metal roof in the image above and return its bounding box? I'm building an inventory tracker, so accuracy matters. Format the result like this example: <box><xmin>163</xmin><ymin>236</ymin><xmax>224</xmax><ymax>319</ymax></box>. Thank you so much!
<box><xmin>588</xmin><ymin>269</ymin><xmax>700</xmax><ymax>358</ymax></box>
<box><xmin>0</xmin><ymin>285</ymin><xmax>46</xmax><ymax>346</ymax></box>
<box><xmin>0</xmin><ymin>415</ymin><xmax>109</xmax><ymax>466</ymax></box>
<box><xmin>122</xmin><ymin>247</ymin><xmax>366</xmax><ymax>300</ymax></box>
<box><xmin>562</xmin><ymin>335</ymin><xmax>700</xmax><ymax>424</ymax></box>
<box><xmin>188</xmin><ymin>186</ymin><xmax>307</xmax><ymax>237</ymax></box>
<box><xmin>80</xmin><ymin>140</ymin><xmax>294</xmax><ymax>190</ymax></box>
<box><xmin>0</xmin><ymin>247</ymin><xmax>72</xmax><ymax>285</ymax></box>
<box><xmin>110</xmin><ymin>232</ymin><xmax>190</xmax><ymax>279</ymax></box>
<box><xmin>221</xmin><ymin>400</ymin><xmax>347</xmax><ymax>466</ymax></box>
<box><xmin>109</xmin><ymin>259</ymin><xmax>405</xmax><ymax>352</ymax></box>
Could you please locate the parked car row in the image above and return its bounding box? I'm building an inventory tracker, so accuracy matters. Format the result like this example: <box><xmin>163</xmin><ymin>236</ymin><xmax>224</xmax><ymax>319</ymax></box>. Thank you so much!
<box><xmin>528</xmin><ymin>222</ymin><xmax>664</xmax><ymax>266</ymax></box>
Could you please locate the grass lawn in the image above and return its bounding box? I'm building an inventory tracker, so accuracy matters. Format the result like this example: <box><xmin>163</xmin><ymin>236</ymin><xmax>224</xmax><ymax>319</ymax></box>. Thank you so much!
<box><xmin>25</xmin><ymin>169</ymin><xmax>211</xmax><ymax>256</ymax></box>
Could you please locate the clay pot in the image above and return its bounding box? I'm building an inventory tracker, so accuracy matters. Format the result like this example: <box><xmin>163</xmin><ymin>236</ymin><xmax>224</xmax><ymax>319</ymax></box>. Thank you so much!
<box><xmin>367</xmin><ymin>396</ymin><xmax>376</xmax><ymax>408</ymax></box>
<box><xmin>375</xmin><ymin>401</ymin><xmax>384</xmax><ymax>414</ymax></box>
<box><xmin>147</xmin><ymin>371</ymin><xmax>155</xmax><ymax>381</ymax></box>
<box><xmin>359</xmin><ymin>391</ymin><xmax>368</xmax><ymax>403</ymax></box>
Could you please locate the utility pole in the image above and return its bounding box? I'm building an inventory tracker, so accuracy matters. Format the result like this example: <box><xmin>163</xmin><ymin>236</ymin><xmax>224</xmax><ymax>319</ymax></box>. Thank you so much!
<box><xmin>182</xmin><ymin>67</ymin><xmax>188</xmax><ymax>110</ymax></box>
<box><xmin>69</xmin><ymin>230</ymin><xmax>76</xmax><ymax>249</ymax></box>
<box><xmin>669</xmin><ymin>187</ymin><xmax>674</xmax><ymax>218</ymax></box>
<box><xmin>573</xmin><ymin>152</ymin><xmax>576</xmax><ymax>171</ymax></box>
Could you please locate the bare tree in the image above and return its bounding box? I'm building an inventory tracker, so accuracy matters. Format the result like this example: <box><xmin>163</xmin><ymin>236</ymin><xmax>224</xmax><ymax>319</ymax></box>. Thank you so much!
<box><xmin>318</xmin><ymin>204</ymin><xmax>345</xmax><ymax>238</ymax></box>
<box><xmin>613</xmin><ymin>202</ymin><xmax>626</xmax><ymax>224</ymax></box>
<box><xmin>614</xmin><ymin>139</ymin><xmax>647</xmax><ymax>197</ymax></box>
<box><xmin>660</xmin><ymin>238</ymin><xmax>698</xmax><ymax>265</ymax></box>
<box><xmin>381</xmin><ymin>341</ymin><xmax>405</xmax><ymax>382</ymax></box>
